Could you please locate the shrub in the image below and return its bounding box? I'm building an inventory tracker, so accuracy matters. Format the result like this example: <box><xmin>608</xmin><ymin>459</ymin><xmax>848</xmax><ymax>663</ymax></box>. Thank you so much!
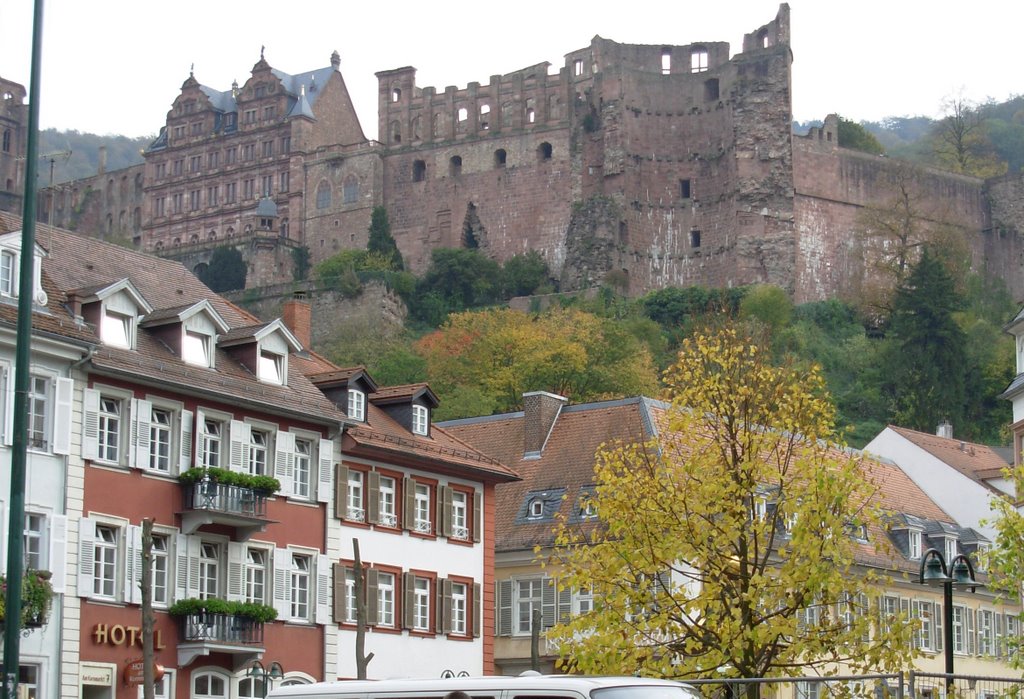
<box><xmin>178</xmin><ymin>467</ymin><xmax>280</xmax><ymax>495</ymax></box>
<box><xmin>168</xmin><ymin>598</ymin><xmax>278</xmax><ymax>623</ymax></box>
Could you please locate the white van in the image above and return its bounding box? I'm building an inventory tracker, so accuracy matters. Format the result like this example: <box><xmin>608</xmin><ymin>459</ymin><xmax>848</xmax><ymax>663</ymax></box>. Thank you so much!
<box><xmin>267</xmin><ymin>675</ymin><xmax>701</xmax><ymax>699</ymax></box>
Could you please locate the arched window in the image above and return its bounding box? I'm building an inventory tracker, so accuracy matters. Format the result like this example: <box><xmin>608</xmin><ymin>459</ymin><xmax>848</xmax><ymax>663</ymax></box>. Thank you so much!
<box><xmin>413</xmin><ymin>160</ymin><xmax>426</xmax><ymax>182</ymax></box>
<box><xmin>208</xmin><ymin>230</ymin><xmax>217</xmax><ymax>240</ymax></box>
<box><xmin>391</xmin><ymin>86</ymin><xmax>402</xmax><ymax>102</ymax></box>
<box><xmin>134</xmin><ymin>173</ymin><xmax>144</xmax><ymax>194</ymax></box>
<box><xmin>119</xmin><ymin>175</ymin><xmax>128</xmax><ymax>198</ymax></box>
<box><xmin>537</xmin><ymin>142</ymin><xmax>552</xmax><ymax>161</ymax></box>
<box><xmin>449</xmin><ymin>156</ymin><xmax>462</xmax><ymax>177</ymax></box>
<box><xmin>343</xmin><ymin>175</ymin><xmax>359</xmax><ymax>204</ymax></box>
<box><xmin>1</xmin><ymin>129</ymin><xmax>10</xmax><ymax>153</ymax></box>
<box><xmin>315</xmin><ymin>180</ymin><xmax>331</xmax><ymax>209</ymax></box>
<box><xmin>132</xmin><ymin>207</ymin><xmax>142</xmax><ymax>231</ymax></box>
<box><xmin>190</xmin><ymin>233</ymin><xmax>199</xmax><ymax>243</ymax></box>
<box><xmin>494</xmin><ymin>149</ymin><xmax>507</xmax><ymax>168</ymax></box>
<box><xmin>411</xmin><ymin>115</ymin><xmax>422</xmax><ymax>141</ymax></box>
<box><xmin>548</xmin><ymin>95</ymin><xmax>560</xmax><ymax>120</ymax></box>
<box><xmin>757</xmin><ymin>29</ymin><xmax>769</xmax><ymax>48</ymax></box>
<box><xmin>226</xmin><ymin>226</ymin><xmax>235</xmax><ymax>238</ymax></box>
<box><xmin>525</xmin><ymin>98</ymin><xmax>536</xmax><ymax>124</ymax></box>
<box><xmin>691</xmin><ymin>46</ymin><xmax>709</xmax><ymax>73</ymax></box>
<box><xmin>390</xmin><ymin>120</ymin><xmax>401</xmax><ymax>144</ymax></box>
<box><xmin>479</xmin><ymin>104</ymin><xmax>490</xmax><ymax>130</ymax></box>
<box><xmin>192</xmin><ymin>671</ymin><xmax>228</xmax><ymax>699</ymax></box>
<box><xmin>280</xmin><ymin>218</ymin><xmax>289</xmax><ymax>238</ymax></box>
<box><xmin>238</xmin><ymin>677</ymin><xmax>265</xmax><ymax>699</ymax></box>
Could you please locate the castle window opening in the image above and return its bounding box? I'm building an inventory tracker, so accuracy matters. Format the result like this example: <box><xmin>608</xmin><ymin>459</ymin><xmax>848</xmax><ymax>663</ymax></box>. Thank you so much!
<box><xmin>391</xmin><ymin>120</ymin><xmax>402</xmax><ymax>144</ymax></box>
<box><xmin>526</xmin><ymin>98</ymin><xmax>536</xmax><ymax>124</ymax></box>
<box><xmin>574</xmin><ymin>59</ymin><xmax>584</xmax><ymax>76</ymax></box>
<box><xmin>316</xmin><ymin>180</ymin><xmax>331</xmax><ymax>209</ymax></box>
<box><xmin>190</xmin><ymin>233</ymin><xmax>199</xmax><ymax>243</ymax></box>
<box><xmin>680</xmin><ymin>179</ymin><xmax>691</xmax><ymax>199</ymax></box>
<box><xmin>412</xmin><ymin>116</ymin><xmax>422</xmax><ymax>140</ymax></box>
<box><xmin>704</xmin><ymin>78</ymin><xmax>719</xmax><ymax>101</ymax></box>
<box><xmin>758</xmin><ymin>29</ymin><xmax>769</xmax><ymax>48</ymax></box>
<box><xmin>450</xmin><ymin>155</ymin><xmax>463</xmax><ymax>177</ymax></box>
<box><xmin>432</xmin><ymin>112</ymin><xmax>443</xmax><ymax>138</ymax></box>
<box><xmin>691</xmin><ymin>47</ymin><xmax>709</xmax><ymax>73</ymax></box>
<box><xmin>392</xmin><ymin>86</ymin><xmax>402</xmax><ymax>102</ymax></box>
<box><xmin>281</xmin><ymin>219</ymin><xmax>288</xmax><ymax>237</ymax></box>
<box><xmin>538</xmin><ymin>142</ymin><xmax>552</xmax><ymax>161</ymax></box>
<box><xmin>457</xmin><ymin>107</ymin><xmax>468</xmax><ymax>123</ymax></box>
<box><xmin>690</xmin><ymin>229</ymin><xmax>701</xmax><ymax>248</ymax></box>
<box><xmin>413</xmin><ymin>160</ymin><xmax>426</xmax><ymax>182</ymax></box>
<box><xmin>494</xmin><ymin>149</ymin><xmax>507</xmax><ymax>168</ymax></box>
<box><xmin>480</xmin><ymin>104</ymin><xmax>490</xmax><ymax>130</ymax></box>
<box><xmin>343</xmin><ymin>175</ymin><xmax>359</xmax><ymax>204</ymax></box>
<box><xmin>2</xmin><ymin>129</ymin><xmax>10</xmax><ymax>152</ymax></box>
<box><xmin>661</xmin><ymin>48</ymin><xmax>672</xmax><ymax>75</ymax></box>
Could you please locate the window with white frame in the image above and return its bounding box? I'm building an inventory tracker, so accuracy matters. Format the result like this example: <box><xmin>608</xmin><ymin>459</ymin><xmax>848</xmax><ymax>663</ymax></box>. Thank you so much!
<box><xmin>451</xmin><ymin>490</ymin><xmax>469</xmax><ymax>540</ymax></box>
<box><xmin>101</xmin><ymin>308</ymin><xmax>134</xmax><ymax>348</ymax></box>
<box><xmin>915</xmin><ymin>600</ymin><xmax>935</xmax><ymax>651</ymax></box>
<box><xmin>908</xmin><ymin>530</ymin><xmax>922</xmax><ymax>559</ymax></box>
<box><xmin>347</xmin><ymin>470</ymin><xmax>365</xmax><ymax>521</ymax></box>
<box><xmin>344</xmin><ymin>567</ymin><xmax>357</xmax><ymax>623</ymax></box>
<box><xmin>880</xmin><ymin>594</ymin><xmax>899</xmax><ymax>634</ymax></box>
<box><xmin>151</xmin><ymin>534</ymin><xmax>169</xmax><ymax>605</ymax></box>
<box><xmin>945</xmin><ymin>537</ymin><xmax>958</xmax><ymax>563</ymax></box>
<box><xmin>953</xmin><ymin>604</ymin><xmax>967</xmax><ymax>653</ymax></box>
<box><xmin>258</xmin><ymin>350</ymin><xmax>284</xmax><ymax>384</ymax></box>
<box><xmin>573</xmin><ymin>587</ymin><xmax>593</xmax><ymax>615</ymax></box>
<box><xmin>753</xmin><ymin>496</ymin><xmax>767</xmax><ymax>521</ymax></box>
<box><xmin>200</xmin><ymin>418</ymin><xmax>223</xmax><ymax>468</ymax></box>
<box><xmin>97</xmin><ymin>395</ymin><xmax>123</xmax><ymax>462</ymax></box>
<box><xmin>378</xmin><ymin>475</ymin><xmax>397</xmax><ymax>527</ymax></box>
<box><xmin>414</xmin><ymin>482</ymin><xmax>431</xmax><ymax>533</ymax></box>
<box><xmin>0</xmin><ymin>248</ymin><xmax>15</xmax><ymax>296</ymax></box>
<box><xmin>377</xmin><ymin>571</ymin><xmax>395</xmax><ymax>627</ymax></box>
<box><xmin>149</xmin><ymin>407</ymin><xmax>173</xmax><ymax>472</ymax></box>
<box><xmin>293</xmin><ymin>439</ymin><xmax>311</xmax><ymax>498</ymax></box>
<box><xmin>516</xmin><ymin>578</ymin><xmax>543</xmax><ymax>634</ymax></box>
<box><xmin>183</xmin><ymin>329</ymin><xmax>212</xmax><ymax>367</ymax></box>
<box><xmin>1007</xmin><ymin>615</ymin><xmax>1020</xmax><ymax>659</ymax></box>
<box><xmin>247</xmin><ymin>429</ymin><xmax>269</xmax><ymax>476</ymax></box>
<box><xmin>290</xmin><ymin>553</ymin><xmax>310</xmax><ymax>620</ymax></box>
<box><xmin>347</xmin><ymin>389</ymin><xmax>365</xmax><ymax>421</ymax></box>
<box><xmin>192</xmin><ymin>672</ymin><xmax>228</xmax><ymax>699</ymax></box>
<box><xmin>245</xmin><ymin>548</ymin><xmax>267</xmax><ymax>603</ymax></box>
<box><xmin>199</xmin><ymin>542</ymin><xmax>220</xmax><ymax>599</ymax></box>
<box><xmin>413</xmin><ymin>577</ymin><xmax>430</xmax><ymax>631</ymax></box>
<box><xmin>451</xmin><ymin>581</ymin><xmax>468</xmax><ymax>635</ymax></box>
<box><xmin>979</xmin><ymin>609</ymin><xmax>995</xmax><ymax>655</ymax></box>
<box><xmin>412</xmin><ymin>404</ymin><xmax>428</xmax><ymax>435</ymax></box>
<box><xmin>528</xmin><ymin>498</ymin><xmax>544</xmax><ymax>519</ymax></box>
<box><xmin>139</xmin><ymin>670</ymin><xmax>173</xmax><ymax>699</ymax></box>
<box><xmin>796</xmin><ymin>682</ymin><xmax>821</xmax><ymax>699</ymax></box>
<box><xmin>27</xmin><ymin>375</ymin><xmax>49</xmax><ymax>450</ymax></box>
<box><xmin>23</xmin><ymin>513</ymin><xmax>45</xmax><ymax>570</ymax></box>
<box><xmin>94</xmin><ymin>523</ymin><xmax>119</xmax><ymax>598</ymax></box>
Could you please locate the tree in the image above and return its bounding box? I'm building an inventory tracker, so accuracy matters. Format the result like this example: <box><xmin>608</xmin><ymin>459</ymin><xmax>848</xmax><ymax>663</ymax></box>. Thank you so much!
<box><xmin>837</xmin><ymin>116</ymin><xmax>885</xmax><ymax>155</ymax></box>
<box><xmin>739</xmin><ymin>284</ymin><xmax>793</xmax><ymax>334</ymax></box>
<box><xmin>415</xmin><ymin>307</ymin><xmax>659</xmax><ymax>419</ymax></box>
<box><xmin>551</xmin><ymin>325</ymin><xmax>914</xmax><ymax>683</ymax></box>
<box><xmin>932</xmin><ymin>95</ymin><xmax>1007</xmax><ymax>178</ymax></box>
<box><xmin>411</xmin><ymin>248</ymin><xmax>503</xmax><ymax>324</ymax></box>
<box><xmin>501</xmin><ymin>250</ymin><xmax>553</xmax><ymax>298</ymax></box>
<box><xmin>199</xmin><ymin>246</ymin><xmax>247</xmax><ymax>292</ymax></box>
<box><xmin>883</xmin><ymin>248</ymin><xmax>970</xmax><ymax>432</ymax></box>
<box><xmin>366</xmin><ymin>206</ymin><xmax>403</xmax><ymax>270</ymax></box>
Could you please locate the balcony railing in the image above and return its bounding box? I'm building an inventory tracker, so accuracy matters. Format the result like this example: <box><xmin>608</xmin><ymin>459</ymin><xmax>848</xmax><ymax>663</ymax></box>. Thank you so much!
<box><xmin>179</xmin><ymin>480</ymin><xmax>274</xmax><ymax>540</ymax></box>
<box><xmin>179</xmin><ymin>612</ymin><xmax>264</xmax><ymax>645</ymax></box>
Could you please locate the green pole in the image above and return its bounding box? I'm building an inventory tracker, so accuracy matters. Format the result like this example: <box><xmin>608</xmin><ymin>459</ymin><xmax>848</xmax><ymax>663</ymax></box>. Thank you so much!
<box><xmin>4</xmin><ymin>1</ymin><xmax>46</xmax><ymax>697</ymax></box>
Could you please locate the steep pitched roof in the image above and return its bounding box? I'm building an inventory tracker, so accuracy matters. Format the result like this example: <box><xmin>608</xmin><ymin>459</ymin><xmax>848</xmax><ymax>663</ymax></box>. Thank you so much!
<box><xmin>888</xmin><ymin>425</ymin><xmax>1010</xmax><ymax>482</ymax></box>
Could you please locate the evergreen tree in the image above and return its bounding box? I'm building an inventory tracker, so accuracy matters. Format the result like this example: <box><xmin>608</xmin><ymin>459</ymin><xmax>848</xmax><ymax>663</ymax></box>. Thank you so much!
<box><xmin>199</xmin><ymin>246</ymin><xmax>247</xmax><ymax>292</ymax></box>
<box><xmin>884</xmin><ymin>248</ymin><xmax>970</xmax><ymax>432</ymax></box>
<box><xmin>366</xmin><ymin>206</ymin><xmax>403</xmax><ymax>270</ymax></box>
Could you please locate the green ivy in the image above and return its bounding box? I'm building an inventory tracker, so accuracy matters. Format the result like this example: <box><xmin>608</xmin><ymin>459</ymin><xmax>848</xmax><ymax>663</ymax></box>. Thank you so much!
<box><xmin>0</xmin><ymin>570</ymin><xmax>54</xmax><ymax>626</ymax></box>
<box><xmin>168</xmin><ymin>597</ymin><xmax>278</xmax><ymax>623</ymax></box>
<box><xmin>178</xmin><ymin>467</ymin><xmax>280</xmax><ymax>495</ymax></box>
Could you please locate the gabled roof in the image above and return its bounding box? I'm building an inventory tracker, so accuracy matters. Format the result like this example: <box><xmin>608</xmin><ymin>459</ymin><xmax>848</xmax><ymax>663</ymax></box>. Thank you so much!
<box><xmin>218</xmin><ymin>319</ymin><xmax>302</xmax><ymax>353</ymax></box>
<box><xmin>370</xmin><ymin>383</ymin><xmax>440</xmax><ymax>409</ymax></box>
<box><xmin>308</xmin><ymin>366</ymin><xmax>379</xmax><ymax>393</ymax></box>
<box><xmin>140</xmin><ymin>298</ymin><xmax>230</xmax><ymax>334</ymax></box>
<box><xmin>68</xmin><ymin>277</ymin><xmax>153</xmax><ymax>314</ymax></box>
<box><xmin>887</xmin><ymin>425</ymin><xmax>1010</xmax><ymax>483</ymax></box>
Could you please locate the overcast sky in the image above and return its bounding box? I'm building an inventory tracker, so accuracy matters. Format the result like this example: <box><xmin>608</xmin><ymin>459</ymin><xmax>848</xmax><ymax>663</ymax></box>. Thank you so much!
<box><xmin>1</xmin><ymin>0</ymin><xmax>1020</xmax><ymax>140</ymax></box>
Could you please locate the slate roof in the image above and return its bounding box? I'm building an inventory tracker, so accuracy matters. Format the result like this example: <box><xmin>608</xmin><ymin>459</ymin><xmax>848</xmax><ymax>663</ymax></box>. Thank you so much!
<box><xmin>444</xmin><ymin>394</ymin><xmax>959</xmax><ymax>574</ymax></box>
<box><xmin>888</xmin><ymin>425</ymin><xmax>1010</xmax><ymax>483</ymax></box>
<box><xmin>369</xmin><ymin>383</ymin><xmax>439</xmax><ymax>408</ymax></box>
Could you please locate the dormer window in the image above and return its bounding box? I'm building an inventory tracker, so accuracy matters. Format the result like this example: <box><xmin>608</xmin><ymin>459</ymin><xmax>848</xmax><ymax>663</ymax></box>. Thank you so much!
<box><xmin>101</xmin><ymin>309</ymin><xmax>134</xmax><ymax>348</ymax></box>
<box><xmin>0</xmin><ymin>249</ymin><xmax>15</xmax><ymax>296</ymax></box>
<box><xmin>412</xmin><ymin>404</ymin><xmax>428</xmax><ymax>435</ymax></box>
<box><xmin>348</xmin><ymin>389</ymin><xmax>365</xmax><ymax>421</ymax></box>
<box><xmin>908</xmin><ymin>529</ymin><xmax>922</xmax><ymax>559</ymax></box>
<box><xmin>183</xmin><ymin>329</ymin><xmax>212</xmax><ymax>367</ymax></box>
<box><xmin>581</xmin><ymin>498</ymin><xmax>596</xmax><ymax>519</ymax></box>
<box><xmin>528</xmin><ymin>498</ymin><xmax>544</xmax><ymax>519</ymax></box>
<box><xmin>258</xmin><ymin>349</ymin><xmax>284</xmax><ymax>384</ymax></box>
<box><xmin>945</xmin><ymin>537</ymin><xmax>958</xmax><ymax>563</ymax></box>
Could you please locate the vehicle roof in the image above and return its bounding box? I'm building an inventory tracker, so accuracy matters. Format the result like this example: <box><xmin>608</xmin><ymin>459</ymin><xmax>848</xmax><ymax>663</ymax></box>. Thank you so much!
<box><xmin>269</xmin><ymin>676</ymin><xmax>692</xmax><ymax>698</ymax></box>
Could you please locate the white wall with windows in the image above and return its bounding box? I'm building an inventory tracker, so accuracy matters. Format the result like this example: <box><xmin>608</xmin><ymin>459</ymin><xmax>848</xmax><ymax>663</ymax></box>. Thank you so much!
<box><xmin>329</xmin><ymin>461</ymin><xmax>486</xmax><ymax>679</ymax></box>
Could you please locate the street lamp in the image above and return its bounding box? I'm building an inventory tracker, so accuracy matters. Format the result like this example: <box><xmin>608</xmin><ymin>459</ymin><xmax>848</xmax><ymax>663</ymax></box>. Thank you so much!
<box><xmin>247</xmin><ymin>660</ymin><xmax>284</xmax><ymax>699</ymax></box>
<box><xmin>918</xmin><ymin>548</ymin><xmax>978</xmax><ymax>692</ymax></box>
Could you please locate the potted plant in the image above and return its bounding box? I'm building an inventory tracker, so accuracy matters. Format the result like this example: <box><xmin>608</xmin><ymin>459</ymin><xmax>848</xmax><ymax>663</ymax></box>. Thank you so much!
<box><xmin>0</xmin><ymin>570</ymin><xmax>54</xmax><ymax>628</ymax></box>
<box><xmin>168</xmin><ymin>597</ymin><xmax>278</xmax><ymax>622</ymax></box>
<box><xmin>178</xmin><ymin>468</ymin><xmax>281</xmax><ymax>496</ymax></box>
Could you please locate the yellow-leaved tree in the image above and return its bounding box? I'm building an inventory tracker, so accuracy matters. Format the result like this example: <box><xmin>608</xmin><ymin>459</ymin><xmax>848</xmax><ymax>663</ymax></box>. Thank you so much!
<box><xmin>550</xmin><ymin>325</ymin><xmax>915</xmax><ymax>684</ymax></box>
<box><xmin>982</xmin><ymin>467</ymin><xmax>1024</xmax><ymax>665</ymax></box>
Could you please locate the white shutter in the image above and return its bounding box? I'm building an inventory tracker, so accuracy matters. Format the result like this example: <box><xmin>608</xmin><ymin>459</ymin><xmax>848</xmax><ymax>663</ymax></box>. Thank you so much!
<box><xmin>124</xmin><ymin>524</ymin><xmax>143</xmax><ymax>604</ymax></box>
<box><xmin>274</xmin><ymin>431</ymin><xmax>295</xmax><ymax>495</ymax></box>
<box><xmin>82</xmin><ymin>388</ymin><xmax>100</xmax><ymax>461</ymax></box>
<box><xmin>968</xmin><ymin>607</ymin><xmax>977</xmax><ymax>655</ymax></box>
<box><xmin>273</xmin><ymin>547</ymin><xmax>291</xmax><ymax>618</ymax></box>
<box><xmin>315</xmin><ymin>554</ymin><xmax>331</xmax><ymax>625</ymax></box>
<box><xmin>193</xmin><ymin>409</ymin><xmax>205</xmax><ymax>469</ymax></box>
<box><xmin>49</xmin><ymin>514</ymin><xmax>68</xmax><ymax>594</ymax></box>
<box><xmin>2</xmin><ymin>365</ymin><xmax>11</xmax><ymax>446</ymax></box>
<box><xmin>52</xmin><ymin>376</ymin><xmax>74</xmax><ymax>455</ymax></box>
<box><xmin>179</xmin><ymin>409</ymin><xmax>193</xmax><ymax>472</ymax></box>
<box><xmin>317</xmin><ymin>438</ymin><xmax>333</xmax><ymax>503</ymax></box>
<box><xmin>174</xmin><ymin>533</ymin><xmax>190</xmax><ymax>601</ymax></box>
<box><xmin>78</xmin><ymin>517</ymin><xmax>96</xmax><ymax>598</ymax></box>
<box><xmin>229</xmin><ymin>420</ymin><xmax>250</xmax><ymax>472</ymax></box>
<box><xmin>132</xmin><ymin>398</ymin><xmax>153</xmax><ymax>469</ymax></box>
<box><xmin>226</xmin><ymin>542</ymin><xmax>245</xmax><ymax>602</ymax></box>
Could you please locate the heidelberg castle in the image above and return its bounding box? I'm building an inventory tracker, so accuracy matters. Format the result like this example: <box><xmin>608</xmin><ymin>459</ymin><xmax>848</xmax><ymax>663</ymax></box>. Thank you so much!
<box><xmin>4</xmin><ymin>4</ymin><xmax>1024</xmax><ymax>302</ymax></box>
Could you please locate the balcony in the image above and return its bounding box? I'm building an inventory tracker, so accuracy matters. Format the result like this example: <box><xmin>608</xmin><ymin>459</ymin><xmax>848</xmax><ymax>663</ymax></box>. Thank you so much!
<box><xmin>176</xmin><ymin>612</ymin><xmax>265</xmax><ymax>668</ymax></box>
<box><xmin>180</xmin><ymin>480</ymin><xmax>274</xmax><ymax>541</ymax></box>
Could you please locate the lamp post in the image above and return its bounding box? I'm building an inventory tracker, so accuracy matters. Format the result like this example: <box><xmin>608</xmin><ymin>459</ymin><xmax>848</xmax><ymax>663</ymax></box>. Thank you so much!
<box><xmin>247</xmin><ymin>660</ymin><xmax>284</xmax><ymax>699</ymax></box>
<box><xmin>918</xmin><ymin>548</ymin><xmax>978</xmax><ymax>692</ymax></box>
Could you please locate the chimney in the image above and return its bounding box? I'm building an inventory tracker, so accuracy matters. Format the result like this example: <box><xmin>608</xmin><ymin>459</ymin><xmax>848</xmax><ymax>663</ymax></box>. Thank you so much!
<box><xmin>936</xmin><ymin>420</ymin><xmax>953</xmax><ymax>440</ymax></box>
<box><xmin>282</xmin><ymin>290</ymin><xmax>312</xmax><ymax>349</ymax></box>
<box><xmin>97</xmin><ymin>146</ymin><xmax>107</xmax><ymax>175</ymax></box>
<box><xmin>523</xmin><ymin>391</ymin><xmax>566</xmax><ymax>457</ymax></box>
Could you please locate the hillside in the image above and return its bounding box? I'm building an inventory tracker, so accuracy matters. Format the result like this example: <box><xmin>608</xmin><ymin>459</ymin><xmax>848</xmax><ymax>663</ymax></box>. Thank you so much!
<box><xmin>36</xmin><ymin>129</ymin><xmax>151</xmax><ymax>185</ymax></box>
